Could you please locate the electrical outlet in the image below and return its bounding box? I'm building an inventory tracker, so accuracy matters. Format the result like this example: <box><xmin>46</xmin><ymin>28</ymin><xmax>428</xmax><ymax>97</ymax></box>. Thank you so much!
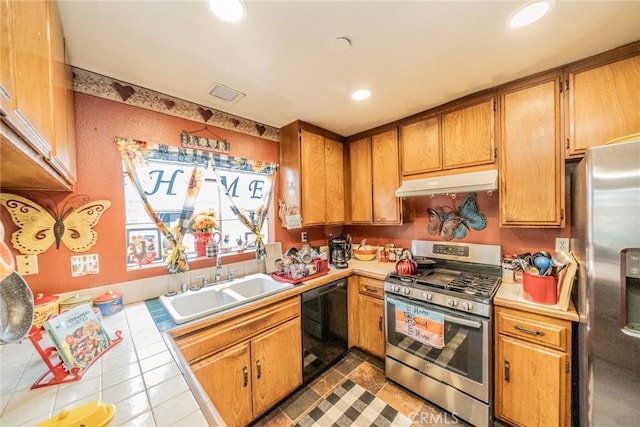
<box><xmin>301</xmin><ymin>232</ymin><xmax>308</xmax><ymax>242</ymax></box>
<box><xmin>555</xmin><ymin>238</ymin><xmax>570</xmax><ymax>253</ymax></box>
<box><xmin>16</xmin><ymin>254</ymin><xmax>38</xmax><ymax>275</ymax></box>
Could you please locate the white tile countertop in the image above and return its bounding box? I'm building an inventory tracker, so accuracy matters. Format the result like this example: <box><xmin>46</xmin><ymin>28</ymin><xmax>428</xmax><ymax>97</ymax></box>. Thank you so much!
<box><xmin>0</xmin><ymin>303</ymin><xmax>207</xmax><ymax>426</ymax></box>
<box><xmin>0</xmin><ymin>259</ymin><xmax>396</xmax><ymax>426</ymax></box>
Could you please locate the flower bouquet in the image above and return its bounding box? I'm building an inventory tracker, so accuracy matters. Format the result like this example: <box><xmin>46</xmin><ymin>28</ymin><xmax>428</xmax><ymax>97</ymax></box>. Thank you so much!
<box><xmin>188</xmin><ymin>211</ymin><xmax>219</xmax><ymax>257</ymax></box>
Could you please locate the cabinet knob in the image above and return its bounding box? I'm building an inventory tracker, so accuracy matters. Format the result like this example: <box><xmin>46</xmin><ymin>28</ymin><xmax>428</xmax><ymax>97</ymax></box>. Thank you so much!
<box><xmin>243</xmin><ymin>367</ymin><xmax>248</xmax><ymax>387</ymax></box>
<box><xmin>504</xmin><ymin>361</ymin><xmax>510</xmax><ymax>382</ymax></box>
<box><xmin>514</xmin><ymin>325</ymin><xmax>545</xmax><ymax>336</ymax></box>
<box><xmin>256</xmin><ymin>359</ymin><xmax>262</xmax><ymax>379</ymax></box>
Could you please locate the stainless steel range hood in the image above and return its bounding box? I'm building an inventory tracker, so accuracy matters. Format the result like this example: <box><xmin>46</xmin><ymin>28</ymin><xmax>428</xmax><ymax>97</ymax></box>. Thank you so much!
<box><xmin>395</xmin><ymin>169</ymin><xmax>498</xmax><ymax>197</ymax></box>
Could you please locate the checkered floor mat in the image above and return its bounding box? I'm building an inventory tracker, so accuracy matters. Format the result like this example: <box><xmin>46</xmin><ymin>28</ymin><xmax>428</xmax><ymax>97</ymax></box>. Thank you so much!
<box><xmin>295</xmin><ymin>379</ymin><xmax>412</xmax><ymax>427</ymax></box>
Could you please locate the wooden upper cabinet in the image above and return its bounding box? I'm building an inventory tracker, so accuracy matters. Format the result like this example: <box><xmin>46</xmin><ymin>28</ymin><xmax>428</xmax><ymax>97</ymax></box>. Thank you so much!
<box><xmin>0</xmin><ymin>0</ymin><xmax>76</xmax><ymax>190</ymax></box>
<box><xmin>400</xmin><ymin>115</ymin><xmax>441</xmax><ymax>175</ymax></box>
<box><xmin>349</xmin><ymin>128</ymin><xmax>402</xmax><ymax>225</ymax></box>
<box><xmin>442</xmin><ymin>95</ymin><xmax>496</xmax><ymax>170</ymax></box>
<box><xmin>324</xmin><ymin>137</ymin><xmax>345</xmax><ymax>224</ymax></box>
<box><xmin>566</xmin><ymin>53</ymin><xmax>640</xmax><ymax>157</ymax></box>
<box><xmin>0</xmin><ymin>0</ymin><xmax>15</xmax><ymax>114</ymax></box>
<box><xmin>280</xmin><ymin>121</ymin><xmax>345</xmax><ymax>227</ymax></box>
<box><xmin>499</xmin><ymin>73</ymin><xmax>564</xmax><ymax>227</ymax></box>
<box><xmin>372</xmin><ymin>128</ymin><xmax>401</xmax><ymax>224</ymax></box>
<box><xmin>398</xmin><ymin>94</ymin><xmax>495</xmax><ymax>178</ymax></box>
<box><xmin>349</xmin><ymin>137</ymin><xmax>373</xmax><ymax>223</ymax></box>
<box><xmin>300</xmin><ymin>129</ymin><xmax>327</xmax><ymax>225</ymax></box>
<box><xmin>48</xmin><ymin>0</ymin><xmax>77</xmax><ymax>185</ymax></box>
<box><xmin>10</xmin><ymin>0</ymin><xmax>54</xmax><ymax>157</ymax></box>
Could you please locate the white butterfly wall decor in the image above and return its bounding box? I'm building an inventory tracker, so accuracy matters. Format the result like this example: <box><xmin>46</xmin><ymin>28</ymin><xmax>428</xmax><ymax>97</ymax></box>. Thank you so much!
<box><xmin>0</xmin><ymin>193</ymin><xmax>111</xmax><ymax>255</ymax></box>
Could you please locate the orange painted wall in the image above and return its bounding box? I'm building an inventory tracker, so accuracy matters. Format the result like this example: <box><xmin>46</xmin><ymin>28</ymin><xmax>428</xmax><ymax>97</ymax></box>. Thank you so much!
<box><xmin>1</xmin><ymin>93</ymin><xmax>569</xmax><ymax>296</ymax></box>
<box><xmin>1</xmin><ymin>94</ymin><xmax>279</xmax><ymax>295</ymax></box>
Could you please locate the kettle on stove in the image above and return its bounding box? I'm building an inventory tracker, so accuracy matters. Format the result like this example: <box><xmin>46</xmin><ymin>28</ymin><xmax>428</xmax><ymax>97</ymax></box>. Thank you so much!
<box><xmin>395</xmin><ymin>249</ymin><xmax>418</xmax><ymax>276</ymax></box>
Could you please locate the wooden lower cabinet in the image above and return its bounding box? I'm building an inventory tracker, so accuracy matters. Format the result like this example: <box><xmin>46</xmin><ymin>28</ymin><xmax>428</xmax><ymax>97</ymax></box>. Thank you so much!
<box><xmin>172</xmin><ymin>297</ymin><xmax>302</xmax><ymax>427</ymax></box>
<box><xmin>358</xmin><ymin>294</ymin><xmax>385</xmax><ymax>358</ymax></box>
<box><xmin>494</xmin><ymin>306</ymin><xmax>571</xmax><ymax>427</ymax></box>
<box><xmin>192</xmin><ymin>342</ymin><xmax>253</xmax><ymax>426</ymax></box>
<box><xmin>351</xmin><ymin>276</ymin><xmax>385</xmax><ymax>359</ymax></box>
<box><xmin>192</xmin><ymin>317</ymin><xmax>302</xmax><ymax>427</ymax></box>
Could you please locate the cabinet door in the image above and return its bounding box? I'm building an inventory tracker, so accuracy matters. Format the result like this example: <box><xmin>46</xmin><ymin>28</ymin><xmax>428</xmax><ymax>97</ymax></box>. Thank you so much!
<box><xmin>10</xmin><ymin>0</ymin><xmax>54</xmax><ymax>157</ymax></box>
<box><xmin>400</xmin><ymin>116</ymin><xmax>441</xmax><ymax>175</ymax></box>
<box><xmin>357</xmin><ymin>294</ymin><xmax>385</xmax><ymax>359</ymax></box>
<box><xmin>0</xmin><ymin>0</ymin><xmax>15</xmax><ymax>113</ymax></box>
<box><xmin>349</xmin><ymin>137</ymin><xmax>373</xmax><ymax>223</ymax></box>
<box><xmin>191</xmin><ymin>342</ymin><xmax>253</xmax><ymax>427</ymax></box>
<box><xmin>567</xmin><ymin>55</ymin><xmax>640</xmax><ymax>157</ymax></box>
<box><xmin>251</xmin><ymin>317</ymin><xmax>302</xmax><ymax>416</ymax></box>
<box><xmin>48</xmin><ymin>0</ymin><xmax>76</xmax><ymax>184</ymax></box>
<box><xmin>500</xmin><ymin>76</ymin><xmax>564</xmax><ymax>227</ymax></box>
<box><xmin>301</xmin><ymin>129</ymin><xmax>327</xmax><ymax>225</ymax></box>
<box><xmin>325</xmin><ymin>137</ymin><xmax>345</xmax><ymax>224</ymax></box>
<box><xmin>372</xmin><ymin>128</ymin><xmax>401</xmax><ymax>224</ymax></box>
<box><xmin>442</xmin><ymin>97</ymin><xmax>495</xmax><ymax>170</ymax></box>
<box><xmin>496</xmin><ymin>335</ymin><xmax>568</xmax><ymax>427</ymax></box>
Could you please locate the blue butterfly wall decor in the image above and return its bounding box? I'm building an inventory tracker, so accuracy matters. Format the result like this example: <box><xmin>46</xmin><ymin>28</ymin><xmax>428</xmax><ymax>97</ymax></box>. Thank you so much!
<box><xmin>427</xmin><ymin>192</ymin><xmax>486</xmax><ymax>241</ymax></box>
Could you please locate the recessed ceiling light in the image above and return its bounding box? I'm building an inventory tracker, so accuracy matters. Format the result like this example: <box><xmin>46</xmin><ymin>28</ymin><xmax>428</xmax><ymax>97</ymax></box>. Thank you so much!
<box><xmin>351</xmin><ymin>89</ymin><xmax>372</xmax><ymax>101</ymax></box>
<box><xmin>208</xmin><ymin>0</ymin><xmax>247</xmax><ymax>23</ymax></box>
<box><xmin>508</xmin><ymin>1</ymin><xmax>553</xmax><ymax>28</ymax></box>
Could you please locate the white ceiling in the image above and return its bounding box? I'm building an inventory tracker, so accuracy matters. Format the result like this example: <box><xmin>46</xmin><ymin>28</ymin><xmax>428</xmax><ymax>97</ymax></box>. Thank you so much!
<box><xmin>57</xmin><ymin>1</ymin><xmax>640</xmax><ymax>137</ymax></box>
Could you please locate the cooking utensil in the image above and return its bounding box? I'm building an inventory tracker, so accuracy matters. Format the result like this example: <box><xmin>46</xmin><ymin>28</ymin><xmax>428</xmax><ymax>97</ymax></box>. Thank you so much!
<box><xmin>551</xmin><ymin>250</ymin><xmax>572</xmax><ymax>267</ymax></box>
<box><xmin>534</xmin><ymin>256</ymin><xmax>552</xmax><ymax>276</ymax></box>
<box><xmin>0</xmin><ymin>271</ymin><xmax>34</xmax><ymax>344</ymax></box>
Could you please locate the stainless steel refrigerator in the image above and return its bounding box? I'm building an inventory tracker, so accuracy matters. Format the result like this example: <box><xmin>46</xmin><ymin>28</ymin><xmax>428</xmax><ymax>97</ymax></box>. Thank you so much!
<box><xmin>571</xmin><ymin>138</ymin><xmax>640</xmax><ymax>426</ymax></box>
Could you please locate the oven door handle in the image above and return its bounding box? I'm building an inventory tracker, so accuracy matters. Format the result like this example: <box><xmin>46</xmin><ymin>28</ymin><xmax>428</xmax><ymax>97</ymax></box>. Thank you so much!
<box><xmin>443</xmin><ymin>315</ymin><xmax>482</xmax><ymax>329</ymax></box>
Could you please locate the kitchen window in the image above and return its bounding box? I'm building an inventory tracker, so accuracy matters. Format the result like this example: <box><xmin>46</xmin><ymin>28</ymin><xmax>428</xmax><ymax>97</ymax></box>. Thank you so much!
<box><xmin>123</xmin><ymin>157</ymin><xmax>270</xmax><ymax>269</ymax></box>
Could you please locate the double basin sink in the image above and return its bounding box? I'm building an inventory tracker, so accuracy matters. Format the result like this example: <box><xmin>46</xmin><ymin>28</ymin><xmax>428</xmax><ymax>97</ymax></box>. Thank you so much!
<box><xmin>159</xmin><ymin>273</ymin><xmax>294</xmax><ymax>324</ymax></box>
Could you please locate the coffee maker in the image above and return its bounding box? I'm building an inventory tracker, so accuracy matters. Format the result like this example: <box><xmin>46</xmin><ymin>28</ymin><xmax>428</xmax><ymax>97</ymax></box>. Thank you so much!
<box><xmin>329</xmin><ymin>236</ymin><xmax>351</xmax><ymax>269</ymax></box>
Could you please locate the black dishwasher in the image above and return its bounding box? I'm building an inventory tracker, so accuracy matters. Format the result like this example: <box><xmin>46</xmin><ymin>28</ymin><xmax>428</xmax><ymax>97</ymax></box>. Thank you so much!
<box><xmin>301</xmin><ymin>278</ymin><xmax>348</xmax><ymax>384</ymax></box>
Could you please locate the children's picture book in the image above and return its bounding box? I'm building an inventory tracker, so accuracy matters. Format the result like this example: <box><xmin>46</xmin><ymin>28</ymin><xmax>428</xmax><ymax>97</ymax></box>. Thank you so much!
<box><xmin>43</xmin><ymin>304</ymin><xmax>111</xmax><ymax>371</ymax></box>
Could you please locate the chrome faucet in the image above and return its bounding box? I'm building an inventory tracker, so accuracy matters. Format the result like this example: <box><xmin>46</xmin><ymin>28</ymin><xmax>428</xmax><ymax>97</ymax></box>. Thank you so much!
<box><xmin>214</xmin><ymin>254</ymin><xmax>223</xmax><ymax>283</ymax></box>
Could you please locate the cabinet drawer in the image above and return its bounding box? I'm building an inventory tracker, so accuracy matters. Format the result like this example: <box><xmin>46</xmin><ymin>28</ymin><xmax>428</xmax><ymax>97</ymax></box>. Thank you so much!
<box><xmin>174</xmin><ymin>297</ymin><xmax>300</xmax><ymax>363</ymax></box>
<box><xmin>358</xmin><ymin>277</ymin><xmax>384</xmax><ymax>299</ymax></box>
<box><xmin>496</xmin><ymin>307</ymin><xmax>569</xmax><ymax>352</ymax></box>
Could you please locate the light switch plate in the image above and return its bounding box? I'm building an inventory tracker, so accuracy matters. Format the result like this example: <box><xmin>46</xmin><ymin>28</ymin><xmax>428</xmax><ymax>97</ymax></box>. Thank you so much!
<box><xmin>16</xmin><ymin>254</ymin><xmax>38</xmax><ymax>275</ymax></box>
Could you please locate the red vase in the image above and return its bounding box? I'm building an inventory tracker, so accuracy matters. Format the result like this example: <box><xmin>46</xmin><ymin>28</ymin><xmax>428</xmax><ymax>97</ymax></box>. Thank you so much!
<box><xmin>193</xmin><ymin>232</ymin><xmax>211</xmax><ymax>257</ymax></box>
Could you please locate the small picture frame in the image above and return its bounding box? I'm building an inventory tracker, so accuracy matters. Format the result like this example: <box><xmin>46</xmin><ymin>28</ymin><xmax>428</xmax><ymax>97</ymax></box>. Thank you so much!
<box><xmin>245</xmin><ymin>232</ymin><xmax>257</xmax><ymax>248</ymax></box>
<box><xmin>126</xmin><ymin>227</ymin><xmax>163</xmax><ymax>267</ymax></box>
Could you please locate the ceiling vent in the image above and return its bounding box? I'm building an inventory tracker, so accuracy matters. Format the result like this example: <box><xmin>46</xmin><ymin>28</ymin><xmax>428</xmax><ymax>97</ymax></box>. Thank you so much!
<box><xmin>209</xmin><ymin>83</ymin><xmax>245</xmax><ymax>104</ymax></box>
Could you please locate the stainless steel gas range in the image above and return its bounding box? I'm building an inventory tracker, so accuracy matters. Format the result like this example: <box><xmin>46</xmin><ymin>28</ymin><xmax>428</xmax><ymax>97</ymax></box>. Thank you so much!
<box><xmin>384</xmin><ymin>240</ymin><xmax>502</xmax><ymax>427</ymax></box>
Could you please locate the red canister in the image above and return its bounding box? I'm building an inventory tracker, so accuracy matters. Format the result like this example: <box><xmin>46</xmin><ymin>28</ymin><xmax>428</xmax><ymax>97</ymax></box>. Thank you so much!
<box><xmin>93</xmin><ymin>291</ymin><xmax>124</xmax><ymax>316</ymax></box>
<box><xmin>33</xmin><ymin>293</ymin><xmax>59</xmax><ymax>328</ymax></box>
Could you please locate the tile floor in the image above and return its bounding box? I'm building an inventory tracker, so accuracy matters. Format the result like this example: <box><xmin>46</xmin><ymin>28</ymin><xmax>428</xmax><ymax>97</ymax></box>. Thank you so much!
<box><xmin>252</xmin><ymin>349</ymin><xmax>470</xmax><ymax>427</ymax></box>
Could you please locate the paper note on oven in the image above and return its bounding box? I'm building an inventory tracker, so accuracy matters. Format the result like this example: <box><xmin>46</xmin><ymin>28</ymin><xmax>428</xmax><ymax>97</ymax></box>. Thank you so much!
<box><xmin>395</xmin><ymin>301</ymin><xmax>444</xmax><ymax>349</ymax></box>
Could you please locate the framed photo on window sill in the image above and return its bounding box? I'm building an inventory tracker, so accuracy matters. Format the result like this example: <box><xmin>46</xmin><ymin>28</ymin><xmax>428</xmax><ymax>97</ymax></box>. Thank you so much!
<box><xmin>245</xmin><ymin>232</ymin><xmax>257</xmax><ymax>249</ymax></box>
<box><xmin>126</xmin><ymin>227</ymin><xmax>163</xmax><ymax>267</ymax></box>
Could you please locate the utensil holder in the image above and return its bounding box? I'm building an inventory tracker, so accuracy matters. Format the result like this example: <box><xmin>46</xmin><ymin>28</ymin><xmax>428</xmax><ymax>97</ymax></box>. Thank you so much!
<box><xmin>523</xmin><ymin>272</ymin><xmax>558</xmax><ymax>304</ymax></box>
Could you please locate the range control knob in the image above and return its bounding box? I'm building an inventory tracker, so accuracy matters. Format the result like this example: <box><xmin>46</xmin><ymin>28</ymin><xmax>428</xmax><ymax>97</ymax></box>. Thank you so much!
<box><xmin>422</xmin><ymin>292</ymin><xmax>433</xmax><ymax>301</ymax></box>
<box><xmin>402</xmin><ymin>287</ymin><xmax>411</xmax><ymax>295</ymax></box>
<box><xmin>447</xmin><ymin>299</ymin><xmax>458</xmax><ymax>307</ymax></box>
<box><xmin>462</xmin><ymin>302</ymin><xmax>473</xmax><ymax>311</ymax></box>
<box><xmin>392</xmin><ymin>285</ymin><xmax>400</xmax><ymax>293</ymax></box>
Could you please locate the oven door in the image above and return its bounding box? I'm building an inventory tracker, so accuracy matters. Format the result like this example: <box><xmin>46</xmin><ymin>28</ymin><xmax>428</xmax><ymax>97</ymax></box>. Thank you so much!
<box><xmin>384</xmin><ymin>293</ymin><xmax>491</xmax><ymax>403</ymax></box>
